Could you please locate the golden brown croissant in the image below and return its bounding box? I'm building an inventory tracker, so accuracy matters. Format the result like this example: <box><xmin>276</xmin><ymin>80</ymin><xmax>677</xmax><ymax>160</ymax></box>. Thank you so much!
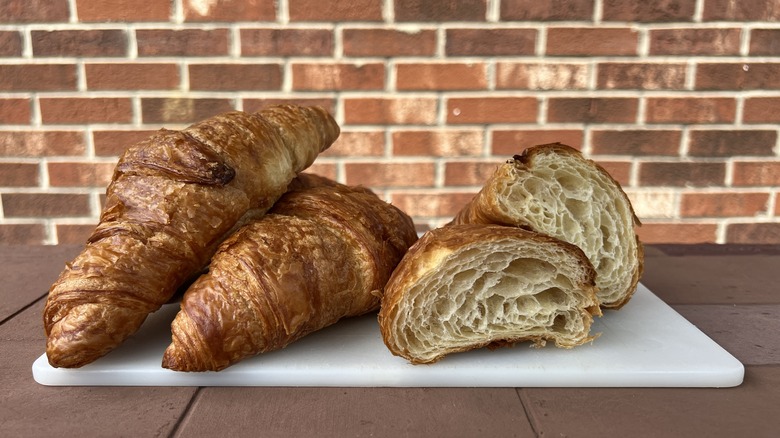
<box><xmin>162</xmin><ymin>179</ymin><xmax>418</xmax><ymax>371</ymax></box>
<box><xmin>43</xmin><ymin>105</ymin><xmax>339</xmax><ymax>368</ymax></box>
<box><xmin>451</xmin><ymin>143</ymin><xmax>643</xmax><ymax>309</ymax></box>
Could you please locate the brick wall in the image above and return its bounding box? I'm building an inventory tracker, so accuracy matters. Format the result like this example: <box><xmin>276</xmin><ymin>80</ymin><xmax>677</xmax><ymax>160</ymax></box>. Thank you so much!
<box><xmin>1</xmin><ymin>0</ymin><xmax>779</xmax><ymax>245</ymax></box>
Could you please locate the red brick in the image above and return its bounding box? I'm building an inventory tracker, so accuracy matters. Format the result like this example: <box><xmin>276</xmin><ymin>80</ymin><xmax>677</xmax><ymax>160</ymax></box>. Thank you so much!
<box><xmin>304</xmin><ymin>162</ymin><xmax>338</xmax><ymax>181</ymax></box>
<box><xmin>445</xmin><ymin>161</ymin><xmax>500</xmax><ymax>186</ymax></box>
<box><xmin>595</xmin><ymin>161</ymin><xmax>632</xmax><ymax>187</ymax></box>
<box><xmin>0</xmin><ymin>31</ymin><xmax>22</xmax><ymax>57</ymax></box>
<box><xmin>48</xmin><ymin>162</ymin><xmax>116</xmax><ymax>187</ymax></box>
<box><xmin>344</xmin><ymin>162</ymin><xmax>435</xmax><ymax>188</ymax></box>
<box><xmin>496</xmin><ymin>63</ymin><xmax>587</xmax><ymax>90</ymax></box>
<box><xmin>241</xmin><ymin>29</ymin><xmax>333</xmax><ymax>56</ymax></box>
<box><xmin>491</xmin><ymin>130</ymin><xmax>584</xmax><ymax>155</ymax></box>
<box><xmin>56</xmin><ymin>224</ymin><xmax>97</xmax><ymax>245</ymax></box>
<box><xmin>344</xmin><ymin>98</ymin><xmax>437</xmax><ymax>125</ymax></box>
<box><xmin>2</xmin><ymin>193</ymin><xmax>91</xmax><ymax>217</ymax></box>
<box><xmin>732</xmin><ymin>162</ymin><xmax>780</xmax><ymax>186</ymax></box>
<box><xmin>0</xmin><ymin>0</ymin><xmax>69</xmax><ymax>23</ymax></box>
<box><xmin>591</xmin><ymin>130</ymin><xmax>681</xmax><ymax>156</ymax></box>
<box><xmin>243</xmin><ymin>98</ymin><xmax>336</xmax><ymax>116</ymax></box>
<box><xmin>446</xmin><ymin>28</ymin><xmax>536</xmax><ymax>56</ymax></box>
<box><xmin>688</xmin><ymin>130</ymin><xmax>776</xmax><ymax>157</ymax></box>
<box><xmin>342</xmin><ymin>28</ymin><xmax>436</xmax><ymax>57</ymax></box>
<box><xmin>0</xmin><ymin>64</ymin><xmax>77</xmax><ymax>91</ymax></box>
<box><xmin>40</xmin><ymin>98</ymin><xmax>133</xmax><ymax>124</ymax></box>
<box><xmin>597</xmin><ymin>63</ymin><xmax>686</xmax><ymax>90</ymax></box>
<box><xmin>602</xmin><ymin>0</ymin><xmax>695</xmax><ymax>21</ymax></box>
<box><xmin>681</xmin><ymin>192</ymin><xmax>769</xmax><ymax>218</ymax></box>
<box><xmin>393</xmin><ymin>130</ymin><xmax>484</xmax><ymax>157</ymax></box>
<box><xmin>0</xmin><ymin>131</ymin><xmax>86</xmax><ymax>157</ymax></box>
<box><xmin>447</xmin><ymin>97</ymin><xmax>538</xmax><ymax>124</ymax></box>
<box><xmin>32</xmin><ymin>30</ymin><xmax>127</xmax><ymax>57</ymax></box>
<box><xmin>324</xmin><ymin>131</ymin><xmax>384</xmax><ymax>157</ymax></box>
<box><xmin>501</xmin><ymin>0</ymin><xmax>593</xmax><ymax>20</ymax></box>
<box><xmin>750</xmin><ymin>29</ymin><xmax>780</xmax><ymax>56</ymax></box>
<box><xmin>726</xmin><ymin>223</ymin><xmax>780</xmax><ymax>244</ymax></box>
<box><xmin>77</xmin><ymin>0</ymin><xmax>170</xmax><ymax>21</ymax></box>
<box><xmin>645</xmin><ymin>98</ymin><xmax>735</xmax><ymax>124</ymax></box>
<box><xmin>0</xmin><ymin>162</ymin><xmax>39</xmax><ymax>186</ymax></box>
<box><xmin>389</xmin><ymin>191</ymin><xmax>477</xmax><ymax>218</ymax></box>
<box><xmin>292</xmin><ymin>63</ymin><xmax>384</xmax><ymax>91</ymax></box>
<box><xmin>395</xmin><ymin>0</ymin><xmax>487</xmax><ymax>22</ymax></box>
<box><xmin>184</xmin><ymin>0</ymin><xmax>275</xmax><ymax>22</ymax></box>
<box><xmin>638</xmin><ymin>162</ymin><xmax>726</xmax><ymax>187</ymax></box>
<box><xmin>137</xmin><ymin>29</ymin><xmax>229</xmax><ymax>57</ymax></box>
<box><xmin>141</xmin><ymin>98</ymin><xmax>235</xmax><ymax>124</ymax></box>
<box><xmin>547</xmin><ymin>27</ymin><xmax>638</xmax><ymax>56</ymax></box>
<box><xmin>0</xmin><ymin>224</ymin><xmax>46</xmax><ymax>245</ymax></box>
<box><xmin>697</xmin><ymin>63</ymin><xmax>780</xmax><ymax>90</ymax></box>
<box><xmin>289</xmin><ymin>0</ymin><xmax>382</xmax><ymax>21</ymax></box>
<box><xmin>547</xmin><ymin>98</ymin><xmax>638</xmax><ymax>123</ymax></box>
<box><xmin>86</xmin><ymin>63</ymin><xmax>180</xmax><ymax>90</ymax></box>
<box><xmin>190</xmin><ymin>64</ymin><xmax>282</xmax><ymax>91</ymax></box>
<box><xmin>636</xmin><ymin>223</ymin><xmax>717</xmax><ymax>244</ymax></box>
<box><xmin>650</xmin><ymin>28</ymin><xmax>741</xmax><ymax>56</ymax></box>
<box><xmin>93</xmin><ymin>130</ymin><xmax>157</xmax><ymax>156</ymax></box>
<box><xmin>396</xmin><ymin>63</ymin><xmax>487</xmax><ymax>91</ymax></box>
<box><xmin>0</xmin><ymin>98</ymin><xmax>31</xmax><ymax>124</ymax></box>
<box><xmin>703</xmin><ymin>0</ymin><xmax>780</xmax><ymax>21</ymax></box>
<box><xmin>743</xmin><ymin>98</ymin><xmax>780</xmax><ymax>124</ymax></box>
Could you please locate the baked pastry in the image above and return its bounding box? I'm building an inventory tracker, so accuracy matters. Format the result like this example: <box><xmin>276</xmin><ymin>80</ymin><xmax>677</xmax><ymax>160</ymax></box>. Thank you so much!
<box><xmin>451</xmin><ymin>143</ymin><xmax>643</xmax><ymax>309</ymax></box>
<box><xmin>378</xmin><ymin>224</ymin><xmax>601</xmax><ymax>364</ymax></box>
<box><xmin>43</xmin><ymin>105</ymin><xmax>339</xmax><ymax>368</ymax></box>
<box><xmin>162</xmin><ymin>180</ymin><xmax>418</xmax><ymax>371</ymax></box>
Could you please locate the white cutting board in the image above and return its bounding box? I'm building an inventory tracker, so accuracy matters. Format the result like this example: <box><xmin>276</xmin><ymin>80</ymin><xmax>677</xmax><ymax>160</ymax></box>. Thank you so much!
<box><xmin>32</xmin><ymin>284</ymin><xmax>744</xmax><ymax>387</ymax></box>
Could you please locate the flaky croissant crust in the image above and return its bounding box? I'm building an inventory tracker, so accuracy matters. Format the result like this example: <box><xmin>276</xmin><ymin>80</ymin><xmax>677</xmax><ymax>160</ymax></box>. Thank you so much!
<box><xmin>162</xmin><ymin>181</ymin><xmax>418</xmax><ymax>371</ymax></box>
<box><xmin>43</xmin><ymin>105</ymin><xmax>339</xmax><ymax>368</ymax></box>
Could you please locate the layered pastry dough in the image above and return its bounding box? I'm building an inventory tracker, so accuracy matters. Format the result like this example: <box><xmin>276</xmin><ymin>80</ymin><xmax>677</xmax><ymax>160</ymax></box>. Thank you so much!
<box><xmin>379</xmin><ymin>224</ymin><xmax>601</xmax><ymax>364</ymax></box>
<box><xmin>452</xmin><ymin>143</ymin><xmax>643</xmax><ymax>309</ymax></box>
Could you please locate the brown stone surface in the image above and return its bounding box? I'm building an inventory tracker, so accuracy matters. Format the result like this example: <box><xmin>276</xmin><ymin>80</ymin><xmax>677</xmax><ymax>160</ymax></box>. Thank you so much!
<box><xmin>520</xmin><ymin>366</ymin><xmax>780</xmax><ymax>438</ymax></box>
<box><xmin>1</xmin><ymin>302</ymin><xmax>196</xmax><ymax>437</ymax></box>
<box><xmin>0</xmin><ymin>245</ymin><xmax>80</xmax><ymax>321</ymax></box>
<box><xmin>641</xmin><ymin>252</ymin><xmax>780</xmax><ymax>304</ymax></box>
<box><xmin>672</xmin><ymin>304</ymin><xmax>780</xmax><ymax>365</ymax></box>
<box><xmin>1</xmin><ymin>244</ymin><xmax>778</xmax><ymax>436</ymax></box>
<box><xmin>178</xmin><ymin>387</ymin><xmax>534</xmax><ymax>437</ymax></box>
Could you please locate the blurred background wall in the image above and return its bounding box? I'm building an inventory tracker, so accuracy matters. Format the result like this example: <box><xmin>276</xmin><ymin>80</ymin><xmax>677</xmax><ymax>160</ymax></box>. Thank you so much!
<box><xmin>1</xmin><ymin>0</ymin><xmax>779</xmax><ymax>245</ymax></box>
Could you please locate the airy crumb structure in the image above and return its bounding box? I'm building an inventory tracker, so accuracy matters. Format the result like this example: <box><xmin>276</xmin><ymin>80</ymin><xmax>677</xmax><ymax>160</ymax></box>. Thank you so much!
<box><xmin>379</xmin><ymin>224</ymin><xmax>601</xmax><ymax>364</ymax></box>
<box><xmin>452</xmin><ymin>143</ymin><xmax>643</xmax><ymax>309</ymax></box>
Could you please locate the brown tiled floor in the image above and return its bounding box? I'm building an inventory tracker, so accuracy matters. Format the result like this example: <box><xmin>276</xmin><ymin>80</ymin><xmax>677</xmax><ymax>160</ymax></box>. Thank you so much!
<box><xmin>2</xmin><ymin>244</ymin><xmax>778</xmax><ymax>437</ymax></box>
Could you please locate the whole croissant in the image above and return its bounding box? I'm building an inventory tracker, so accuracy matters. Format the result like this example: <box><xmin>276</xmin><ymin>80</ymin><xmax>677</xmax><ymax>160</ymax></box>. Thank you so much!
<box><xmin>162</xmin><ymin>178</ymin><xmax>418</xmax><ymax>372</ymax></box>
<box><xmin>43</xmin><ymin>105</ymin><xmax>339</xmax><ymax>368</ymax></box>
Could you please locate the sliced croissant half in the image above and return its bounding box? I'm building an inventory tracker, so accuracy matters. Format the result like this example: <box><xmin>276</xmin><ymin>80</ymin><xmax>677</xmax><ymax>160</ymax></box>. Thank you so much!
<box><xmin>452</xmin><ymin>143</ymin><xmax>643</xmax><ymax>309</ymax></box>
<box><xmin>379</xmin><ymin>224</ymin><xmax>601</xmax><ymax>365</ymax></box>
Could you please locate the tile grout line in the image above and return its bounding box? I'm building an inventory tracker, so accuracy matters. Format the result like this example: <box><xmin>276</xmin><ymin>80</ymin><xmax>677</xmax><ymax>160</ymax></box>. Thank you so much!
<box><xmin>515</xmin><ymin>388</ymin><xmax>541</xmax><ymax>438</ymax></box>
<box><xmin>167</xmin><ymin>386</ymin><xmax>203</xmax><ymax>438</ymax></box>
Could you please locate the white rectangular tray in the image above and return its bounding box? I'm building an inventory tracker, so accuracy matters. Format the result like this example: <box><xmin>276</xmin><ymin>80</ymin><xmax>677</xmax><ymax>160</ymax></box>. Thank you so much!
<box><xmin>32</xmin><ymin>284</ymin><xmax>744</xmax><ymax>387</ymax></box>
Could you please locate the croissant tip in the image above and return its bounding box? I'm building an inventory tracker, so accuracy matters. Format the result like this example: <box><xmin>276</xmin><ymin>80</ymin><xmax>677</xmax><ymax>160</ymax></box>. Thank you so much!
<box><xmin>161</xmin><ymin>346</ymin><xmax>180</xmax><ymax>371</ymax></box>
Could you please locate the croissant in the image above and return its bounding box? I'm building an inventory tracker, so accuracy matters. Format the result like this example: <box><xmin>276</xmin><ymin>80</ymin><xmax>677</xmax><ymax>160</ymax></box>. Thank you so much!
<box><xmin>43</xmin><ymin>105</ymin><xmax>339</xmax><ymax>368</ymax></box>
<box><xmin>451</xmin><ymin>143</ymin><xmax>643</xmax><ymax>309</ymax></box>
<box><xmin>378</xmin><ymin>224</ymin><xmax>601</xmax><ymax>364</ymax></box>
<box><xmin>162</xmin><ymin>179</ymin><xmax>418</xmax><ymax>371</ymax></box>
